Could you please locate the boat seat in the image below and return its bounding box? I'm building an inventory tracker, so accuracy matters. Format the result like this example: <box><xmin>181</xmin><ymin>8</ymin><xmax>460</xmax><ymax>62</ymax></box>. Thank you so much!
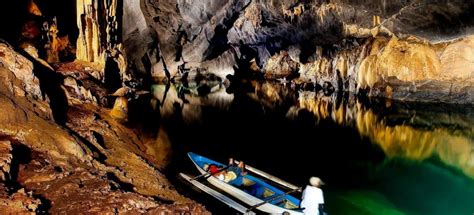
<box><xmin>232</xmin><ymin>177</ymin><xmax>256</xmax><ymax>190</ymax></box>
<box><xmin>262</xmin><ymin>188</ymin><xmax>275</xmax><ymax>198</ymax></box>
<box><xmin>245</xmin><ymin>186</ymin><xmax>276</xmax><ymax>199</ymax></box>
<box><xmin>283</xmin><ymin>199</ymin><xmax>298</xmax><ymax>209</ymax></box>
<box><xmin>242</xmin><ymin>178</ymin><xmax>256</xmax><ymax>186</ymax></box>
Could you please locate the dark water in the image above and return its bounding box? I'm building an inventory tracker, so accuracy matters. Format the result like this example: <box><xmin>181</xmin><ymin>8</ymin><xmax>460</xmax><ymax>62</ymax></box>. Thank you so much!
<box><xmin>151</xmin><ymin>81</ymin><xmax>474</xmax><ymax>215</ymax></box>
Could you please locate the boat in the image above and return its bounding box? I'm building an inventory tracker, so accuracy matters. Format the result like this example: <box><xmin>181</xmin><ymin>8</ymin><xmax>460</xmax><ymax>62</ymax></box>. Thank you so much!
<box><xmin>187</xmin><ymin>152</ymin><xmax>304</xmax><ymax>214</ymax></box>
<box><xmin>180</xmin><ymin>173</ymin><xmax>256</xmax><ymax>215</ymax></box>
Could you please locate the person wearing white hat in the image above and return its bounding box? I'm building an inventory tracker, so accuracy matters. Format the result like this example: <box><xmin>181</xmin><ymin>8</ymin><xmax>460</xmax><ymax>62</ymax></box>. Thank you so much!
<box><xmin>300</xmin><ymin>177</ymin><xmax>325</xmax><ymax>215</ymax></box>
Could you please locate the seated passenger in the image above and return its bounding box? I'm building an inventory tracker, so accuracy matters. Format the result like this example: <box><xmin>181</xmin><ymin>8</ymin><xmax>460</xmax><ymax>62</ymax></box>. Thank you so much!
<box><xmin>228</xmin><ymin>158</ymin><xmax>247</xmax><ymax>176</ymax></box>
<box><xmin>205</xmin><ymin>159</ymin><xmax>248</xmax><ymax>184</ymax></box>
<box><xmin>204</xmin><ymin>163</ymin><xmax>237</xmax><ymax>182</ymax></box>
<box><xmin>207</xmin><ymin>164</ymin><xmax>221</xmax><ymax>175</ymax></box>
<box><xmin>223</xmin><ymin>158</ymin><xmax>248</xmax><ymax>185</ymax></box>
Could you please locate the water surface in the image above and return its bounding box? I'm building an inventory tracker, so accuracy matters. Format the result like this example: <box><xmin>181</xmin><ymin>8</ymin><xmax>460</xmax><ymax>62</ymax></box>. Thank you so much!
<box><xmin>152</xmin><ymin>81</ymin><xmax>474</xmax><ymax>215</ymax></box>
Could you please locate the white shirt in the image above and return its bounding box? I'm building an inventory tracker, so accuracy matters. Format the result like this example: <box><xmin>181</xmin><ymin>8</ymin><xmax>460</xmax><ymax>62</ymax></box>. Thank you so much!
<box><xmin>300</xmin><ymin>185</ymin><xmax>324</xmax><ymax>215</ymax></box>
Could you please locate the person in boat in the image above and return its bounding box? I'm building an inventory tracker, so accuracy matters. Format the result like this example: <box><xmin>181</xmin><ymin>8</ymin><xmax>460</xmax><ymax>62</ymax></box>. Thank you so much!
<box><xmin>228</xmin><ymin>158</ymin><xmax>246</xmax><ymax>175</ymax></box>
<box><xmin>301</xmin><ymin>177</ymin><xmax>325</xmax><ymax>215</ymax></box>
<box><xmin>205</xmin><ymin>164</ymin><xmax>221</xmax><ymax>175</ymax></box>
<box><xmin>203</xmin><ymin>163</ymin><xmax>237</xmax><ymax>183</ymax></box>
<box><xmin>203</xmin><ymin>158</ymin><xmax>247</xmax><ymax>183</ymax></box>
<box><xmin>222</xmin><ymin>158</ymin><xmax>247</xmax><ymax>185</ymax></box>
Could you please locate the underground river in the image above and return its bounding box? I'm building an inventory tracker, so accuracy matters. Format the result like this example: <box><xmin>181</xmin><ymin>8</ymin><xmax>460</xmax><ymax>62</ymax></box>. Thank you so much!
<box><xmin>151</xmin><ymin>81</ymin><xmax>474</xmax><ymax>215</ymax></box>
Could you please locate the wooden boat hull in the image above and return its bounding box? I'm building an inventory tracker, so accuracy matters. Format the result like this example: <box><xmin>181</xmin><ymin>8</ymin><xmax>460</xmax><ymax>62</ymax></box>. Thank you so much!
<box><xmin>180</xmin><ymin>173</ymin><xmax>256</xmax><ymax>215</ymax></box>
<box><xmin>188</xmin><ymin>152</ymin><xmax>303</xmax><ymax>214</ymax></box>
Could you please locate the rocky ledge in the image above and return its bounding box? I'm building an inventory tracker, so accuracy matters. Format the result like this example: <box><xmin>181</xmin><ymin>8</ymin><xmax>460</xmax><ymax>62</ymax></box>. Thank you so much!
<box><xmin>0</xmin><ymin>43</ymin><xmax>209</xmax><ymax>214</ymax></box>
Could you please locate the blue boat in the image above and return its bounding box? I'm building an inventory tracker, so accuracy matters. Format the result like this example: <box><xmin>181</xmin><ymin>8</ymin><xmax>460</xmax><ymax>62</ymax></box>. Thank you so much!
<box><xmin>188</xmin><ymin>152</ymin><xmax>304</xmax><ymax>214</ymax></box>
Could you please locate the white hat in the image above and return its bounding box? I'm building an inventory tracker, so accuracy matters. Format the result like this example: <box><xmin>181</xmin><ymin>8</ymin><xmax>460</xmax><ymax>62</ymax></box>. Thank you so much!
<box><xmin>309</xmin><ymin>177</ymin><xmax>324</xmax><ymax>187</ymax></box>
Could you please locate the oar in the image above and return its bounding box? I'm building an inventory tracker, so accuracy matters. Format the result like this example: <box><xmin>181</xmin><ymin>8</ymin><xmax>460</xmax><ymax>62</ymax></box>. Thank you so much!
<box><xmin>245</xmin><ymin>187</ymin><xmax>302</xmax><ymax>213</ymax></box>
<box><xmin>234</xmin><ymin>160</ymin><xmax>300</xmax><ymax>191</ymax></box>
<box><xmin>191</xmin><ymin>165</ymin><xmax>230</xmax><ymax>181</ymax></box>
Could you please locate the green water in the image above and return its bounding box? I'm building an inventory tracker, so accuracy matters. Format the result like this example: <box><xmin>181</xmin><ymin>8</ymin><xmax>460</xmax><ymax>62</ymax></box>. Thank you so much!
<box><xmin>327</xmin><ymin>159</ymin><xmax>474</xmax><ymax>215</ymax></box>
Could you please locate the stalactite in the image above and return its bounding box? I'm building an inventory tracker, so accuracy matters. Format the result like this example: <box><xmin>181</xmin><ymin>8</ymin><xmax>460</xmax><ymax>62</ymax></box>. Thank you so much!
<box><xmin>76</xmin><ymin>0</ymin><xmax>127</xmax><ymax>87</ymax></box>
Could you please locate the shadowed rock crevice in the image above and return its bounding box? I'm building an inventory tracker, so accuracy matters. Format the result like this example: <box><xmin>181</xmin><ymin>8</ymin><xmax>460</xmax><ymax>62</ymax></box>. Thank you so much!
<box><xmin>18</xmin><ymin>49</ymin><xmax>68</xmax><ymax>124</ymax></box>
<box><xmin>203</xmin><ymin>0</ymin><xmax>252</xmax><ymax>61</ymax></box>
<box><xmin>9</xmin><ymin>143</ymin><xmax>32</xmax><ymax>190</ymax></box>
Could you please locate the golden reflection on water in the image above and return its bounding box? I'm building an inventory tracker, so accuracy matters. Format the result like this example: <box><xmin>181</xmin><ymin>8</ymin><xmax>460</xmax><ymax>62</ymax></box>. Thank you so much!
<box><xmin>153</xmin><ymin>84</ymin><xmax>234</xmax><ymax>123</ymax></box>
<box><xmin>152</xmin><ymin>82</ymin><xmax>474</xmax><ymax>179</ymax></box>
<box><xmin>298</xmin><ymin>92</ymin><xmax>474</xmax><ymax>178</ymax></box>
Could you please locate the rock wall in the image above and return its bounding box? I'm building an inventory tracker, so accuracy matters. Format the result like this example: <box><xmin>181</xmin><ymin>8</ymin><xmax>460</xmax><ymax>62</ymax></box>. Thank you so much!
<box><xmin>122</xmin><ymin>0</ymin><xmax>159</xmax><ymax>86</ymax></box>
<box><xmin>298</xmin><ymin>36</ymin><xmax>474</xmax><ymax>103</ymax></box>
<box><xmin>0</xmin><ymin>43</ymin><xmax>209</xmax><ymax>213</ymax></box>
<box><xmin>139</xmin><ymin>0</ymin><xmax>474</xmax><ymax>103</ymax></box>
<box><xmin>76</xmin><ymin>0</ymin><xmax>127</xmax><ymax>85</ymax></box>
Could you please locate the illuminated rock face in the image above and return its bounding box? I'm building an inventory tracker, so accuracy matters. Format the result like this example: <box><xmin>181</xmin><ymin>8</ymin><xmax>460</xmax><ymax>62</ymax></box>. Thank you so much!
<box><xmin>122</xmin><ymin>0</ymin><xmax>158</xmax><ymax>83</ymax></box>
<box><xmin>77</xmin><ymin>0</ymin><xmax>114</xmax><ymax>64</ymax></box>
<box><xmin>139</xmin><ymin>0</ymin><xmax>473</xmax><ymax>103</ymax></box>
<box><xmin>76</xmin><ymin>0</ymin><xmax>126</xmax><ymax>83</ymax></box>
<box><xmin>358</xmin><ymin>37</ymin><xmax>442</xmax><ymax>89</ymax></box>
<box><xmin>440</xmin><ymin>36</ymin><xmax>474</xmax><ymax>80</ymax></box>
<box><xmin>264</xmin><ymin>51</ymin><xmax>300</xmax><ymax>79</ymax></box>
<box><xmin>0</xmin><ymin>42</ymin><xmax>209</xmax><ymax>214</ymax></box>
<box><xmin>366</xmin><ymin>37</ymin><xmax>474</xmax><ymax>103</ymax></box>
<box><xmin>0</xmin><ymin>44</ymin><xmax>42</xmax><ymax>99</ymax></box>
<box><xmin>297</xmin><ymin>36</ymin><xmax>474</xmax><ymax>103</ymax></box>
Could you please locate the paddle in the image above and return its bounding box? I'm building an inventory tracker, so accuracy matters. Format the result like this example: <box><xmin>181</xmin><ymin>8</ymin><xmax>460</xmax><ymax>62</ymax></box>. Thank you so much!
<box><xmin>191</xmin><ymin>165</ymin><xmax>230</xmax><ymax>181</ymax></box>
<box><xmin>245</xmin><ymin>187</ymin><xmax>302</xmax><ymax>213</ymax></box>
<box><xmin>234</xmin><ymin>160</ymin><xmax>300</xmax><ymax>191</ymax></box>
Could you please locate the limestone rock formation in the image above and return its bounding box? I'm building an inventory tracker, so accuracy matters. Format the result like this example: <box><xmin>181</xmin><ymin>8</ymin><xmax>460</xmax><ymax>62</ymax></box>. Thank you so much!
<box><xmin>122</xmin><ymin>0</ymin><xmax>159</xmax><ymax>86</ymax></box>
<box><xmin>76</xmin><ymin>0</ymin><xmax>128</xmax><ymax>85</ymax></box>
<box><xmin>0</xmin><ymin>141</ymin><xmax>12</xmax><ymax>182</ymax></box>
<box><xmin>0</xmin><ymin>44</ymin><xmax>208</xmax><ymax>213</ymax></box>
<box><xmin>0</xmin><ymin>43</ymin><xmax>42</xmax><ymax>99</ymax></box>
<box><xmin>264</xmin><ymin>51</ymin><xmax>300</xmax><ymax>79</ymax></box>
<box><xmin>138</xmin><ymin>0</ymin><xmax>474</xmax><ymax>103</ymax></box>
<box><xmin>0</xmin><ymin>186</ymin><xmax>41</xmax><ymax>214</ymax></box>
<box><xmin>0</xmin><ymin>0</ymin><xmax>473</xmax><ymax>212</ymax></box>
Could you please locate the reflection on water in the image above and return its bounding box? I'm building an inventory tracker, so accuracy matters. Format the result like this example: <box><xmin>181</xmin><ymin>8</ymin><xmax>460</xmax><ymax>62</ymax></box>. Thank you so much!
<box><xmin>153</xmin><ymin>83</ymin><xmax>234</xmax><ymax>124</ymax></box>
<box><xmin>298</xmin><ymin>92</ymin><xmax>474</xmax><ymax>179</ymax></box>
<box><xmin>152</xmin><ymin>81</ymin><xmax>474</xmax><ymax>215</ymax></box>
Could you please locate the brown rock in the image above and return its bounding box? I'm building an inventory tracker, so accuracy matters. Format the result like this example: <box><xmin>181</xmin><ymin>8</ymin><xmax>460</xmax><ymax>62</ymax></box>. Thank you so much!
<box><xmin>66</xmin><ymin>104</ymin><xmax>189</xmax><ymax>202</ymax></box>
<box><xmin>245</xmin><ymin>3</ymin><xmax>263</xmax><ymax>28</ymax></box>
<box><xmin>439</xmin><ymin>36</ymin><xmax>474</xmax><ymax>80</ymax></box>
<box><xmin>265</xmin><ymin>51</ymin><xmax>300</xmax><ymax>79</ymax></box>
<box><xmin>0</xmin><ymin>141</ymin><xmax>12</xmax><ymax>182</ymax></box>
<box><xmin>0</xmin><ymin>43</ymin><xmax>42</xmax><ymax>99</ymax></box>
<box><xmin>54</xmin><ymin>62</ymin><xmax>110</xmax><ymax>106</ymax></box>
<box><xmin>110</xmin><ymin>97</ymin><xmax>129</xmax><ymax>121</ymax></box>
<box><xmin>76</xmin><ymin>0</ymin><xmax>128</xmax><ymax>83</ymax></box>
<box><xmin>0</xmin><ymin>186</ymin><xmax>41</xmax><ymax>214</ymax></box>
<box><xmin>0</xmin><ymin>47</ymin><xmax>207</xmax><ymax>213</ymax></box>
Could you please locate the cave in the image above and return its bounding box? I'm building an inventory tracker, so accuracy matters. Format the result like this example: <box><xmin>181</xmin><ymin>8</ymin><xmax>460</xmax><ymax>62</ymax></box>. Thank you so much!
<box><xmin>0</xmin><ymin>0</ymin><xmax>473</xmax><ymax>214</ymax></box>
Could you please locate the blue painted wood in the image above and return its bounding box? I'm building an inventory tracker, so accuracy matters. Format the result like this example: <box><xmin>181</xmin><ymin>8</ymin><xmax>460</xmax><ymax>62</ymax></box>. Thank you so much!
<box><xmin>188</xmin><ymin>152</ymin><xmax>302</xmax><ymax>209</ymax></box>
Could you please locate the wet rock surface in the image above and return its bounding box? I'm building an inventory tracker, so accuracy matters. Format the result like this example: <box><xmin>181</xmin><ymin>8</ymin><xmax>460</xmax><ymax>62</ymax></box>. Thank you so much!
<box><xmin>0</xmin><ymin>43</ymin><xmax>209</xmax><ymax>214</ymax></box>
